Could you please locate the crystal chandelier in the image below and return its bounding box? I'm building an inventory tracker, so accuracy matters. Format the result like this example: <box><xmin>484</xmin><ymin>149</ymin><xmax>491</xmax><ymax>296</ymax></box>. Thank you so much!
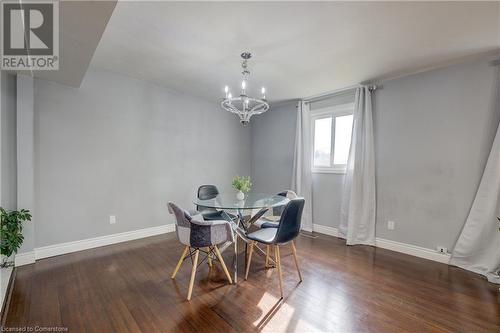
<box><xmin>221</xmin><ymin>52</ymin><xmax>269</xmax><ymax>126</ymax></box>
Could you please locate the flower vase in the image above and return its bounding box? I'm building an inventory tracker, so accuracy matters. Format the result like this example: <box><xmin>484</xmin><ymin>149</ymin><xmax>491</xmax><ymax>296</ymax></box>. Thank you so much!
<box><xmin>236</xmin><ymin>191</ymin><xmax>245</xmax><ymax>201</ymax></box>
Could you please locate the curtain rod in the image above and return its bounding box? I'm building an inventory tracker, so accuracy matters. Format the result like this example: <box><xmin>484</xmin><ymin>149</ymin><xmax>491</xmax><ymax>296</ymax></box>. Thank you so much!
<box><xmin>303</xmin><ymin>84</ymin><xmax>378</xmax><ymax>104</ymax></box>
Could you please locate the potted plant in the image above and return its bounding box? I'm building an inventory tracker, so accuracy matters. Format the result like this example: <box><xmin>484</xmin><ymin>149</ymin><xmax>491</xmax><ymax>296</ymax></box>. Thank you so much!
<box><xmin>232</xmin><ymin>176</ymin><xmax>252</xmax><ymax>200</ymax></box>
<box><xmin>1</xmin><ymin>208</ymin><xmax>31</xmax><ymax>268</ymax></box>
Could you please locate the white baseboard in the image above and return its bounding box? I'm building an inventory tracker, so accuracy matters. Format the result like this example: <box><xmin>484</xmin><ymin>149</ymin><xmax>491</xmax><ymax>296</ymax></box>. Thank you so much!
<box><xmin>15</xmin><ymin>224</ymin><xmax>175</xmax><ymax>267</ymax></box>
<box><xmin>312</xmin><ymin>223</ymin><xmax>451</xmax><ymax>264</ymax></box>
<box><xmin>312</xmin><ymin>224</ymin><xmax>339</xmax><ymax>237</ymax></box>
<box><xmin>14</xmin><ymin>251</ymin><xmax>35</xmax><ymax>266</ymax></box>
<box><xmin>375</xmin><ymin>237</ymin><xmax>451</xmax><ymax>264</ymax></box>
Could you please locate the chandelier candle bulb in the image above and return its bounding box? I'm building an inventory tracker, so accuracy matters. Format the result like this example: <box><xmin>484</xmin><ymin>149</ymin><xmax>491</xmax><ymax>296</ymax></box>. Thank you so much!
<box><xmin>241</xmin><ymin>80</ymin><xmax>246</xmax><ymax>95</ymax></box>
<box><xmin>224</xmin><ymin>85</ymin><xmax>229</xmax><ymax>98</ymax></box>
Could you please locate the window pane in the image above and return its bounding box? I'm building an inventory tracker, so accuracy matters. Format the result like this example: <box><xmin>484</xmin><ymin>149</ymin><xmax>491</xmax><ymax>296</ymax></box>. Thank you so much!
<box><xmin>333</xmin><ymin>114</ymin><xmax>353</xmax><ymax>165</ymax></box>
<box><xmin>313</xmin><ymin>117</ymin><xmax>332</xmax><ymax>167</ymax></box>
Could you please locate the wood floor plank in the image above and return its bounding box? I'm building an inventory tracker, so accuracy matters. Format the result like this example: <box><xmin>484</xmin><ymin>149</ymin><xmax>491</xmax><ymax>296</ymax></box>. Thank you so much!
<box><xmin>3</xmin><ymin>232</ymin><xmax>499</xmax><ymax>332</ymax></box>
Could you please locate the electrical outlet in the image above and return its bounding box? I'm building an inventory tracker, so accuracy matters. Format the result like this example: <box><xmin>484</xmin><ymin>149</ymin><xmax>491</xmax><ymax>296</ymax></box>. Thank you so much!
<box><xmin>387</xmin><ymin>220</ymin><xmax>395</xmax><ymax>230</ymax></box>
<box><xmin>437</xmin><ymin>246</ymin><xmax>447</xmax><ymax>254</ymax></box>
<box><xmin>109</xmin><ymin>215</ymin><xmax>116</xmax><ymax>224</ymax></box>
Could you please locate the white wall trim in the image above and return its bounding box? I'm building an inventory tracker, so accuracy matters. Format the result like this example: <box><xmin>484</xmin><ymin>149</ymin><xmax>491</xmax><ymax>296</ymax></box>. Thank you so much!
<box><xmin>14</xmin><ymin>251</ymin><xmax>35</xmax><ymax>266</ymax></box>
<box><xmin>375</xmin><ymin>237</ymin><xmax>451</xmax><ymax>264</ymax></box>
<box><xmin>15</xmin><ymin>224</ymin><xmax>175</xmax><ymax>267</ymax></box>
<box><xmin>312</xmin><ymin>223</ymin><xmax>339</xmax><ymax>237</ymax></box>
<box><xmin>312</xmin><ymin>224</ymin><xmax>451</xmax><ymax>264</ymax></box>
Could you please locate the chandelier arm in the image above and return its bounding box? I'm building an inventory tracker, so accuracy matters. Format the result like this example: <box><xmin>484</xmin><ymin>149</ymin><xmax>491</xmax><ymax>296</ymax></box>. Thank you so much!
<box><xmin>223</xmin><ymin>107</ymin><xmax>240</xmax><ymax>116</ymax></box>
<box><xmin>249</xmin><ymin>102</ymin><xmax>269</xmax><ymax>114</ymax></box>
<box><xmin>221</xmin><ymin>100</ymin><xmax>243</xmax><ymax>115</ymax></box>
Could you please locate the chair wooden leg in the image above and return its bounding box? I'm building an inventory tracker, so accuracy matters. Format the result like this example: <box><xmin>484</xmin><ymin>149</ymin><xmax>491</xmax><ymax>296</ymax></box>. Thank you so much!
<box><xmin>244</xmin><ymin>242</ymin><xmax>248</xmax><ymax>271</ymax></box>
<box><xmin>245</xmin><ymin>242</ymin><xmax>254</xmax><ymax>280</ymax></box>
<box><xmin>187</xmin><ymin>249</ymin><xmax>199</xmax><ymax>301</ymax></box>
<box><xmin>207</xmin><ymin>247</ymin><xmax>213</xmax><ymax>267</ymax></box>
<box><xmin>171</xmin><ymin>245</ymin><xmax>189</xmax><ymax>279</ymax></box>
<box><xmin>265</xmin><ymin>245</ymin><xmax>270</xmax><ymax>268</ymax></box>
<box><xmin>291</xmin><ymin>241</ymin><xmax>302</xmax><ymax>282</ymax></box>
<box><xmin>275</xmin><ymin>245</ymin><xmax>283</xmax><ymax>298</ymax></box>
<box><xmin>214</xmin><ymin>245</ymin><xmax>233</xmax><ymax>284</ymax></box>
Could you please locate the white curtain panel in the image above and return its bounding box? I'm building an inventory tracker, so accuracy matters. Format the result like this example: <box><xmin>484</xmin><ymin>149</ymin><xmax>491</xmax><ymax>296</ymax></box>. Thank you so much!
<box><xmin>339</xmin><ymin>87</ymin><xmax>376</xmax><ymax>245</ymax></box>
<box><xmin>292</xmin><ymin>100</ymin><xmax>313</xmax><ymax>232</ymax></box>
<box><xmin>451</xmin><ymin>120</ymin><xmax>500</xmax><ymax>284</ymax></box>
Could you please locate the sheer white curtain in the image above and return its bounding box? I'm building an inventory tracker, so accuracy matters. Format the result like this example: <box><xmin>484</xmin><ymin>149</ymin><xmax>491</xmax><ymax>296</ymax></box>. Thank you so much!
<box><xmin>292</xmin><ymin>101</ymin><xmax>313</xmax><ymax>232</ymax></box>
<box><xmin>450</xmin><ymin>119</ymin><xmax>500</xmax><ymax>284</ymax></box>
<box><xmin>339</xmin><ymin>87</ymin><xmax>376</xmax><ymax>245</ymax></box>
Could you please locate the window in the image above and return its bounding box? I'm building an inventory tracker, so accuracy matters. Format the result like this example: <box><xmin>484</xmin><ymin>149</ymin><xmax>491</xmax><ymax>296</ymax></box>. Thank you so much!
<box><xmin>311</xmin><ymin>103</ymin><xmax>354</xmax><ymax>173</ymax></box>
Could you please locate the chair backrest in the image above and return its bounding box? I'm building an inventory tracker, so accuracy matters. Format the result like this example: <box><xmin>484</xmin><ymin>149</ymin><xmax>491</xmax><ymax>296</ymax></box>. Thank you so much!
<box><xmin>273</xmin><ymin>198</ymin><xmax>305</xmax><ymax>244</ymax></box>
<box><xmin>273</xmin><ymin>190</ymin><xmax>298</xmax><ymax>215</ymax></box>
<box><xmin>168</xmin><ymin>201</ymin><xmax>233</xmax><ymax>248</ymax></box>
<box><xmin>277</xmin><ymin>190</ymin><xmax>298</xmax><ymax>199</ymax></box>
<box><xmin>196</xmin><ymin>185</ymin><xmax>219</xmax><ymax>212</ymax></box>
<box><xmin>167</xmin><ymin>202</ymin><xmax>191</xmax><ymax>246</ymax></box>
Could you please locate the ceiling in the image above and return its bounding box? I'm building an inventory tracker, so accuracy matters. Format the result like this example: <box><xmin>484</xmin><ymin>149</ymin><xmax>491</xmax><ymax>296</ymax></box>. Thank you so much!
<box><xmin>9</xmin><ymin>1</ymin><xmax>116</xmax><ymax>87</ymax></box>
<box><xmin>91</xmin><ymin>2</ymin><xmax>499</xmax><ymax>102</ymax></box>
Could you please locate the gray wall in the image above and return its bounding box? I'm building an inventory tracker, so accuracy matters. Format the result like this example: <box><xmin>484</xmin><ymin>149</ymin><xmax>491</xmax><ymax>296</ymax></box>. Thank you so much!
<box><xmin>17</xmin><ymin>75</ymin><xmax>35</xmax><ymax>254</ymax></box>
<box><xmin>34</xmin><ymin>68</ymin><xmax>251</xmax><ymax>247</ymax></box>
<box><xmin>0</xmin><ymin>72</ymin><xmax>17</xmax><ymax>211</ymax></box>
<box><xmin>251</xmin><ymin>101</ymin><xmax>297</xmax><ymax>194</ymax></box>
<box><xmin>374</xmin><ymin>60</ymin><xmax>500</xmax><ymax>250</ymax></box>
<box><xmin>251</xmin><ymin>59</ymin><xmax>500</xmax><ymax>251</ymax></box>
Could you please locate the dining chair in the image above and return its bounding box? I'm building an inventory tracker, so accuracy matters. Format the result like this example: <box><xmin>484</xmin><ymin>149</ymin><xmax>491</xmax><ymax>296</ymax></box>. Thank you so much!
<box><xmin>168</xmin><ymin>202</ymin><xmax>234</xmax><ymax>301</ymax></box>
<box><xmin>196</xmin><ymin>185</ymin><xmax>237</xmax><ymax>221</ymax></box>
<box><xmin>252</xmin><ymin>190</ymin><xmax>298</xmax><ymax>267</ymax></box>
<box><xmin>244</xmin><ymin>198</ymin><xmax>305</xmax><ymax>298</ymax></box>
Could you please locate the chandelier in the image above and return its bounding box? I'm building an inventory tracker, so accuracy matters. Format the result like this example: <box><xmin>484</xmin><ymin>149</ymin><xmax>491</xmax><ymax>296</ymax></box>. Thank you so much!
<box><xmin>221</xmin><ymin>52</ymin><xmax>269</xmax><ymax>126</ymax></box>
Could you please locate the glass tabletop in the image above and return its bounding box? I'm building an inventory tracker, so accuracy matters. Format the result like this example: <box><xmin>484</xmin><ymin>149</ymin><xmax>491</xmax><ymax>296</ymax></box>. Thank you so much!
<box><xmin>193</xmin><ymin>192</ymin><xmax>289</xmax><ymax>210</ymax></box>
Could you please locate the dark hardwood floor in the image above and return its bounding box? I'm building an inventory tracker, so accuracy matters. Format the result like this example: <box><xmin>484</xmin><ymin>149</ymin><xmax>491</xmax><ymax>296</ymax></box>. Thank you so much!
<box><xmin>3</xmin><ymin>232</ymin><xmax>499</xmax><ymax>332</ymax></box>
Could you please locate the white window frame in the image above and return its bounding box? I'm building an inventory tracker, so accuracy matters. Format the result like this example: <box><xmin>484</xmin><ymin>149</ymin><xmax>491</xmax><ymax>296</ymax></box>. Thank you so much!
<box><xmin>311</xmin><ymin>103</ymin><xmax>354</xmax><ymax>174</ymax></box>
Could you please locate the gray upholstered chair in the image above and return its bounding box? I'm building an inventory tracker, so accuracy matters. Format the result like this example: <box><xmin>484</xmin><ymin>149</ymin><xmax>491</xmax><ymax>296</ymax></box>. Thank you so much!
<box><xmin>244</xmin><ymin>198</ymin><xmax>305</xmax><ymax>298</ymax></box>
<box><xmin>168</xmin><ymin>202</ymin><xmax>234</xmax><ymax>301</ymax></box>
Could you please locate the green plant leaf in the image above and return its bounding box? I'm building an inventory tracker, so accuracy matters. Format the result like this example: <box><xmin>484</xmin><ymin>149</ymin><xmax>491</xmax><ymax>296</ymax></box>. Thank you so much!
<box><xmin>1</xmin><ymin>207</ymin><xmax>31</xmax><ymax>258</ymax></box>
<box><xmin>232</xmin><ymin>175</ymin><xmax>252</xmax><ymax>193</ymax></box>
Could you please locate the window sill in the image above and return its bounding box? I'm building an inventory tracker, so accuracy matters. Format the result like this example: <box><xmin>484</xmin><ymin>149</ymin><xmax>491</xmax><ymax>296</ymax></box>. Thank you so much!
<box><xmin>312</xmin><ymin>169</ymin><xmax>347</xmax><ymax>175</ymax></box>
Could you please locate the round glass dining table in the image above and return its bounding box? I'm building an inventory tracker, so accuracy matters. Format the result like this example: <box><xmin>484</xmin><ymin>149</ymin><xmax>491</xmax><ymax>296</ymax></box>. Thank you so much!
<box><xmin>194</xmin><ymin>192</ymin><xmax>289</xmax><ymax>211</ymax></box>
<box><xmin>193</xmin><ymin>192</ymin><xmax>289</xmax><ymax>283</ymax></box>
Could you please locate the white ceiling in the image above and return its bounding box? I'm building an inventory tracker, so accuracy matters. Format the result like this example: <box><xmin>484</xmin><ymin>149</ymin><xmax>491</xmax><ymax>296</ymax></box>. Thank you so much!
<box><xmin>9</xmin><ymin>1</ymin><xmax>116</xmax><ymax>86</ymax></box>
<box><xmin>90</xmin><ymin>1</ymin><xmax>500</xmax><ymax>102</ymax></box>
